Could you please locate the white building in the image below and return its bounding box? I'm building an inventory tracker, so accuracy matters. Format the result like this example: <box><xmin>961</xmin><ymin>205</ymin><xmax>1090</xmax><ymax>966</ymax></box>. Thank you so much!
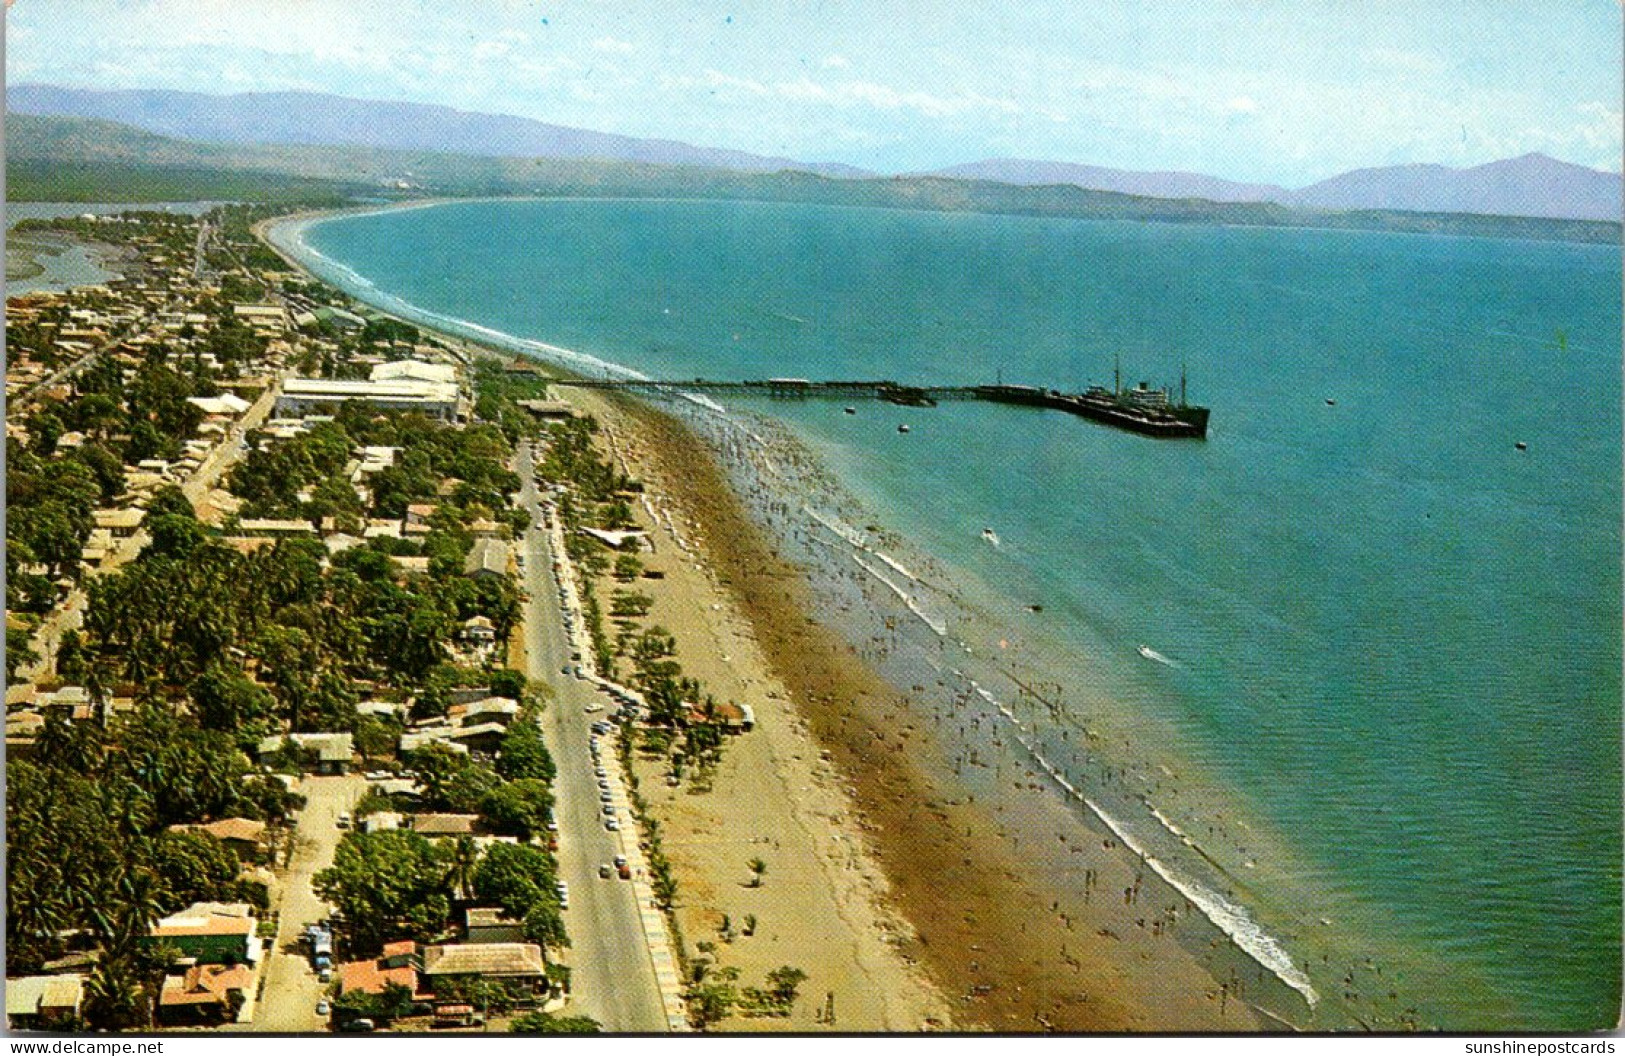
<box><xmin>275</xmin><ymin>377</ymin><xmax>459</xmax><ymax>420</ymax></box>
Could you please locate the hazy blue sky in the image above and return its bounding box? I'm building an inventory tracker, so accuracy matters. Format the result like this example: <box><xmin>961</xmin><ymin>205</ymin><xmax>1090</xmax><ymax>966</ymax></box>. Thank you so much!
<box><xmin>8</xmin><ymin>0</ymin><xmax>1621</xmax><ymax>182</ymax></box>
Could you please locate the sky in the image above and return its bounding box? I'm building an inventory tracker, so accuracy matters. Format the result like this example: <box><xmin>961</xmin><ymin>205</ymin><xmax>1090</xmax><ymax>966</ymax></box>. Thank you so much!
<box><xmin>7</xmin><ymin>0</ymin><xmax>1622</xmax><ymax>184</ymax></box>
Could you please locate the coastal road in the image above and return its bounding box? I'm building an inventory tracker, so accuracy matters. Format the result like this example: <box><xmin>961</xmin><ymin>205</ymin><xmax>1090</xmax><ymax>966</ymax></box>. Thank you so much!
<box><xmin>253</xmin><ymin>775</ymin><xmax>366</xmax><ymax>1033</ymax></box>
<box><xmin>516</xmin><ymin>444</ymin><xmax>671</xmax><ymax>1033</ymax></box>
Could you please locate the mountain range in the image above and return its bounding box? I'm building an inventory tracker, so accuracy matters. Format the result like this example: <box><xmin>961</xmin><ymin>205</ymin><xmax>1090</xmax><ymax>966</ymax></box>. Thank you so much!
<box><xmin>8</xmin><ymin>82</ymin><xmax>1621</xmax><ymax>225</ymax></box>
<box><xmin>925</xmin><ymin>155</ymin><xmax>1620</xmax><ymax>222</ymax></box>
<box><xmin>7</xmin><ymin>83</ymin><xmax>871</xmax><ymax>179</ymax></box>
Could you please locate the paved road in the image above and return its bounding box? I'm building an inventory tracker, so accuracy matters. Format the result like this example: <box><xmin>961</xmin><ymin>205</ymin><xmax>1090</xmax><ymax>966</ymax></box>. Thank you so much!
<box><xmin>253</xmin><ymin>775</ymin><xmax>366</xmax><ymax>1033</ymax></box>
<box><xmin>516</xmin><ymin>445</ymin><xmax>671</xmax><ymax>1033</ymax></box>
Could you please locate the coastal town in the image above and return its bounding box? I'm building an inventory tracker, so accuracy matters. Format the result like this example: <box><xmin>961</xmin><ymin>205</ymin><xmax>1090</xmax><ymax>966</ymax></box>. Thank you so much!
<box><xmin>3</xmin><ymin>204</ymin><xmax>818</xmax><ymax>1033</ymax></box>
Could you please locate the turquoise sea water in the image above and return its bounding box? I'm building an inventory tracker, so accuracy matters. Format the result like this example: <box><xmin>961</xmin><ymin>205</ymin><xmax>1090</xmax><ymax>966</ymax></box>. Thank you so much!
<box><xmin>292</xmin><ymin>199</ymin><xmax>1621</xmax><ymax>1030</ymax></box>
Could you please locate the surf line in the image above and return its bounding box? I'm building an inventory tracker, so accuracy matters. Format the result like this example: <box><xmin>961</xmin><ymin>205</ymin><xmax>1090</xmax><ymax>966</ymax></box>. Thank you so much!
<box><xmin>850</xmin><ymin>553</ymin><xmax>949</xmax><ymax>638</ymax></box>
<box><xmin>947</xmin><ymin>665</ymin><xmax>1320</xmax><ymax>1010</ymax></box>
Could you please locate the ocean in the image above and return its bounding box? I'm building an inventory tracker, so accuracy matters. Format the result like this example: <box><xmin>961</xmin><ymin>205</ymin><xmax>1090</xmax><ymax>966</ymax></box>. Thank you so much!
<box><xmin>283</xmin><ymin>198</ymin><xmax>1622</xmax><ymax>1031</ymax></box>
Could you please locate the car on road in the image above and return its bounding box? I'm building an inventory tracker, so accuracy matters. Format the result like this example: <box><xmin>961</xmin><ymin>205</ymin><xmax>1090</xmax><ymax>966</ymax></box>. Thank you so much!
<box><xmin>561</xmin><ymin>665</ymin><xmax>571</xmax><ymax>676</ymax></box>
<box><xmin>583</xmin><ymin>703</ymin><xmax>603</xmax><ymax>714</ymax></box>
<box><xmin>316</xmin><ymin>1000</ymin><xmax>330</xmax><ymax>1016</ymax></box>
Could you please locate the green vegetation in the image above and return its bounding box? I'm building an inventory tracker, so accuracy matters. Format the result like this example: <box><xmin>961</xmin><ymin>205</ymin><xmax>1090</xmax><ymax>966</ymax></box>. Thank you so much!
<box><xmin>7</xmin><ymin>157</ymin><xmax>355</xmax><ymax>205</ymax></box>
<box><xmin>512</xmin><ymin>1010</ymin><xmax>602</xmax><ymax>1033</ymax></box>
<box><xmin>313</xmin><ymin>830</ymin><xmax>452</xmax><ymax>953</ymax></box>
<box><xmin>332</xmin><ymin>981</ymin><xmax>416</xmax><ymax>1026</ymax></box>
<box><xmin>6</xmin><ymin>709</ymin><xmax>302</xmax><ymax>988</ymax></box>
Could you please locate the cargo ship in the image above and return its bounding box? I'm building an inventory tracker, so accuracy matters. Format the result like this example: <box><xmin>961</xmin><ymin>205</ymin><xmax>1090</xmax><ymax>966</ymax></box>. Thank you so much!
<box><xmin>972</xmin><ymin>364</ymin><xmax>1209</xmax><ymax>439</ymax></box>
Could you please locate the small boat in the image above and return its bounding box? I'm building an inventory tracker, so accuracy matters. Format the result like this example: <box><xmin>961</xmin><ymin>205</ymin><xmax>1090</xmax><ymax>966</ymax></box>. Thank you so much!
<box><xmin>1515</xmin><ymin>441</ymin><xmax>1528</xmax><ymax>451</ymax></box>
<box><xmin>1325</xmin><ymin>398</ymin><xmax>1337</xmax><ymax>406</ymax></box>
<box><xmin>981</xmin><ymin>527</ymin><xmax>1001</xmax><ymax>547</ymax></box>
<box><xmin>1028</xmin><ymin>604</ymin><xmax>1044</xmax><ymax>613</ymax></box>
<box><xmin>1137</xmin><ymin>644</ymin><xmax>1155</xmax><ymax>660</ymax></box>
<box><xmin>844</xmin><ymin>406</ymin><xmax>856</xmax><ymax>415</ymax></box>
<box><xmin>897</xmin><ymin>424</ymin><xmax>910</xmax><ymax>434</ymax></box>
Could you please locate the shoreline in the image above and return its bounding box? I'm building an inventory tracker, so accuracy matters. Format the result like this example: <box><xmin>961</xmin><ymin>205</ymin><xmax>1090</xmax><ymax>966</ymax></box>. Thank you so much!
<box><xmin>256</xmin><ymin>204</ymin><xmax>1278</xmax><ymax>1031</ymax></box>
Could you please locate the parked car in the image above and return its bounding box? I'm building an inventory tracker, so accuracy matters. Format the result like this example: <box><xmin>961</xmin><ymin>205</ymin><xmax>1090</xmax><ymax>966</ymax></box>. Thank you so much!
<box><xmin>605</xmin><ymin>818</ymin><xmax>620</xmax><ymax>831</ymax></box>
<box><xmin>316</xmin><ymin>1000</ymin><xmax>330</xmax><ymax>1016</ymax></box>
<box><xmin>336</xmin><ymin>813</ymin><xmax>351</xmax><ymax>830</ymax></box>
<box><xmin>337</xmin><ymin>1018</ymin><xmax>375</xmax><ymax>1033</ymax></box>
<box><xmin>599</xmin><ymin>863</ymin><xmax>613</xmax><ymax>879</ymax></box>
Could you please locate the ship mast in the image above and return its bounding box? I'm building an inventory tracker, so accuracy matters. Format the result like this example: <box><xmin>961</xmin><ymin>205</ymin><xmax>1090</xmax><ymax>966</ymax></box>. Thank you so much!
<box><xmin>1114</xmin><ymin>354</ymin><xmax>1121</xmax><ymax>397</ymax></box>
<box><xmin>1181</xmin><ymin>363</ymin><xmax>1187</xmax><ymax>407</ymax></box>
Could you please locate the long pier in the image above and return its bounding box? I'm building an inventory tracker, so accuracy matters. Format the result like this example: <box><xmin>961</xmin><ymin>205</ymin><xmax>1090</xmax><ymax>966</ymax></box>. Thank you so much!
<box><xmin>549</xmin><ymin>377</ymin><xmax>970</xmax><ymax>405</ymax></box>
<box><xmin>546</xmin><ymin>376</ymin><xmax>1211</xmax><ymax>438</ymax></box>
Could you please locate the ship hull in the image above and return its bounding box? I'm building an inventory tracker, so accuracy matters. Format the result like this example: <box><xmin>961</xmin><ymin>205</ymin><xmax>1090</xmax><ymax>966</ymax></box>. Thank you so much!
<box><xmin>971</xmin><ymin>385</ymin><xmax>1209</xmax><ymax>439</ymax></box>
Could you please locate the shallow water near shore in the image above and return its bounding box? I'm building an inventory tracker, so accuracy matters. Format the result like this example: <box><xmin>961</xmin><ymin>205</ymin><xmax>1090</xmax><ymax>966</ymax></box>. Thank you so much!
<box><xmin>282</xmin><ymin>198</ymin><xmax>1621</xmax><ymax>1031</ymax></box>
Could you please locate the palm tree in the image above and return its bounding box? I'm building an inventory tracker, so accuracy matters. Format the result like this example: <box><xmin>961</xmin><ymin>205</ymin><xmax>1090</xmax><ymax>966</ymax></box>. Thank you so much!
<box><xmin>446</xmin><ymin>835</ymin><xmax>480</xmax><ymax>902</ymax></box>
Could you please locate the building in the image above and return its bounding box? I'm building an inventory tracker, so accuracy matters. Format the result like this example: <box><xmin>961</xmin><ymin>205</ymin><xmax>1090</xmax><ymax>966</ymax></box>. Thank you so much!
<box><xmin>233</xmin><ymin>304</ymin><xmax>289</xmax><ymax>334</ymax></box>
<box><xmin>156</xmin><ymin>963</ymin><xmax>254</xmax><ymax>1025</ymax></box>
<box><xmin>236</xmin><ymin>518</ymin><xmax>317</xmax><ymax>536</ymax></box>
<box><xmin>275</xmin><ymin>377</ymin><xmax>459</xmax><ymax>420</ymax></box>
<box><xmin>446</xmin><ymin>722</ymin><xmax>507</xmax><ymax>753</ymax></box>
<box><xmin>464</xmin><ymin>908</ymin><xmax>526</xmax><ymax>945</ymax></box>
<box><xmin>188</xmin><ymin>393</ymin><xmax>253</xmax><ymax>416</ymax></box>
<box><xmin>336</xmin><ymin>941</ymin><xmax>422</xmax><ymax>998</ymax></box>
<box><xmin>92</xmin><ymin>508</ymin><xmax>146</xmax><ymax>538</ymax></box>
<box><xmin>257</xmin><ymin>732</ymin><xmax>354</xmax><ymax>775</ymax></box>
<box><xmin>146</xmin><ymin>902</ymin><xmax>261</xmax><ymax>966</ymax></box>
<box><xmin>450</xmin><ymin>697</ymin><xmax>520</xmax><ymax>726</ymax></box>
<box><xmin>409</xmin><ymin>813</ymin><xmax>479</xmax><ymax>838</ymax></box>
<box><xmin>169</xmin><ymin>817</ymin><xmax>268</xmax><ymax>863</ymax></box>
<box><xmin>5</xmin><ymin>974</ymin><xmax>85</xmax><ymax>1031</ymax></box>
<box><xmin>421</xmin><ymin>943</ymin><xmax>549</xmax><ymax>1001</ymax></box>
<box><xmin>371</xmin><ymin>360</ymin><xmax>458</xmax><ymax>386</ymax></box>
<box><xmin>458</xmin><ymin>616</ymin><xmax>497</xmax><ymax>646</ymax></box>
<box><xmin>463</xmin><ymin>539</ymin><xmax>510</xmax><ymax>581</ymax></box>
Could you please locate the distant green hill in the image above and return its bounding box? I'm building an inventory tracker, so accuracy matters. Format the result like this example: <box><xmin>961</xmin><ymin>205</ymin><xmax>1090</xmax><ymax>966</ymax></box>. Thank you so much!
<box><xmin>7</xmin><ymin>113</ymin><xmax>1618</xmax><ymax>245</ymax></box>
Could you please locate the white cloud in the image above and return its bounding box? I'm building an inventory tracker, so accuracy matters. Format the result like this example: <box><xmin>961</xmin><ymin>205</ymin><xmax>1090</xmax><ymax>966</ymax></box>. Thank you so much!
<box><xmin>821</xmin><ymin>54</ymin><xmax>850</xmax><ymax>69</ymax></box>
<box><xmin>774</xmin><ymin>77</ymin><xmax>1021</xmax><ymax>119</ymax></box>
<box><xmin>1225</xmin><ymin>95</ymin><xmax>1259</xmax><ymax>114</ymax></box>
<box><xmin>592</xmin><ymin>36</ymin><xmax>635</xmax><ymax>55</ymax></box>
<box><xmin>703</xmin><ymin>68</ymin><xmax>770</xmax><ymax>96</ymax></box>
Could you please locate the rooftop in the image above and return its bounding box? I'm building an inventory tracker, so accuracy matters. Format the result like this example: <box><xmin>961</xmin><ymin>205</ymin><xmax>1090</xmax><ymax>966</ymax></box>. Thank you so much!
<box><xmin>421</xmin><ymin>942</ymin><xmax>547</xmax><ymax>978</ymax></box>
